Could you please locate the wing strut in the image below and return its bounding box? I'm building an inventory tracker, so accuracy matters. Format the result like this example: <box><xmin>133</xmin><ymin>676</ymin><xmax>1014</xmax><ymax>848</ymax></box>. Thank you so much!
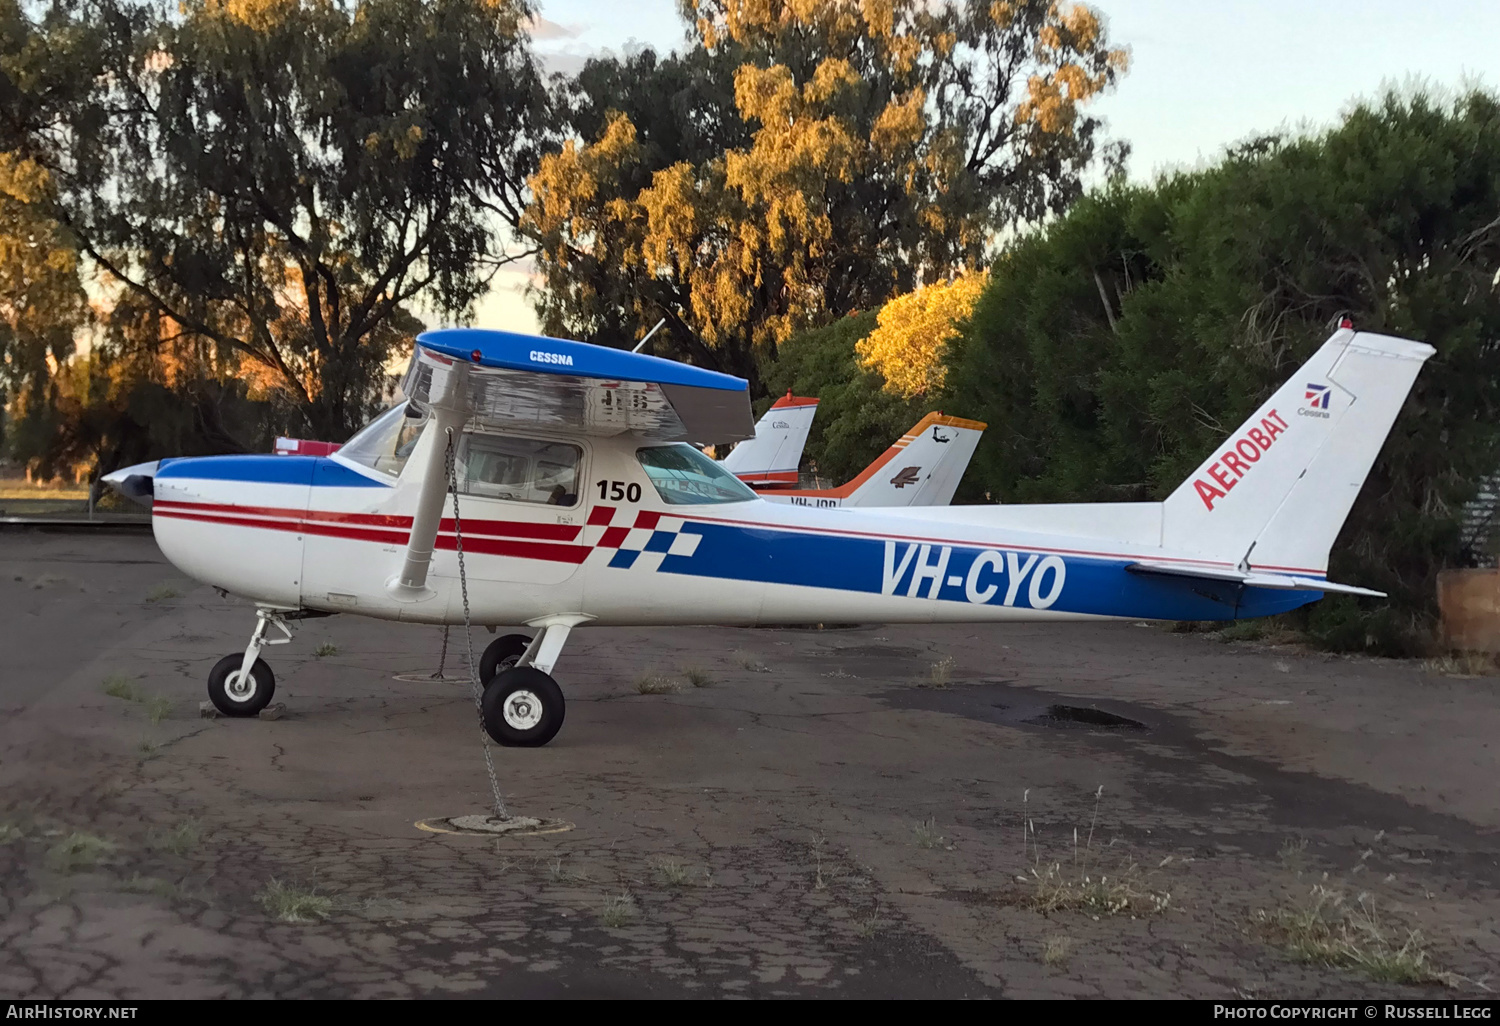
<box><xmin>389</xmin><ymin>362</ymin><xmax>470</xmax><ymax>600</ymax></box>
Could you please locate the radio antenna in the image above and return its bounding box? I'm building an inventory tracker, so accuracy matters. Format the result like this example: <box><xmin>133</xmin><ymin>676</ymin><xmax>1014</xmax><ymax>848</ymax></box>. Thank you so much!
<box><xmin>631</xmin><ymin>318</ymin><xmax>667</xmax><ymax>353</ymax></box>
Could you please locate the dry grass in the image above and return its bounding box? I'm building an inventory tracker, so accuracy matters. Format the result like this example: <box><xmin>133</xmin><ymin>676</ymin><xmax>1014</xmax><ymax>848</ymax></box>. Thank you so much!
<box><xmin>634</xmin><ymin>673</ymin><xmax>680</xmax><ymax>695</ymax></box>
<box><xmin>46</xmin><ymin>831</ymin><xmax>115</xmax><ymax>873</ymax></box>
<box><xmin>649</xmin><ymin>857</ymin><xmax>692</xmax><ymax>887</ymax></box>
<box><xmin>854</xmin><ymin>906</ymin><xmax>884</xmax><ymax>938</ymax></box>
<box><xmin>1041</xmin><ymin>935</ymin><xmax>1074</xmax><ymax>967</ymax></box>
<box><xmin>730</xmin><ymin>648</ymin><xmax>769</xmax><ymax>672</ymax></box>
<box><xmin>918</xmin><ymin>656</ymin><xmax>955</xmax><ymax>688</ymax></box>
<box><xmin>256</xmin><ymin>879</ymin><xmax>333</xmax><ymax>923</ymax></box>
<box><xmin>913</xmin><ymin>818</ymin><xmax>948</xmax><ymax>849</ymax></box>
<box><xmin>150</xmin><ymin>818</ymin><xmax>202</xmax><ymax>856</ymax></box>
<box><xmin>145</xmin><ymin>584</ymin><xmax>181</xmax><ymax>603</ymax></box>
<box><xmin>314</xmin><ymin>643</ymin><xmax>338</xmax><ymax>658</ymax></box>
<box><xmin>1011</xmin><ymin>785</ymin><xmax>1171</xmax><ymax>918</ymax></box>
<box><xmin>143</xmin><ymin>694</ymin><xmax>172</xmax><ymax>724</ymax></box>
<box><xmin>1279</xmin><ymin>837</ymin><xmax>1310</xmax><ymax>872</ymax></box>
<box><xmin>0</xmin><ymin>482</ymin><xmax>89</xmax><ymax>500</ymax></box>
<box><xmin>598</xmin><ymin>893</ymin><xmax>635</xmax><ymax>928</ymax></box>
<box><xmin>0</xmin><ymin>823</ymin><xmax>25</xmax><ymax>844</ymax></box>
<box><xmin>102</xmin><ymin>676</ymin><xmax>138</xmax><ymax>701</ymax></box>
<box><xmin>681</xmin><ymin>665</ymin><xmax>713</xmax><ymax>688</ymax></box>
<box><xmin>1255</xmin><ymin>885</ymin><xmax>1454</xmax><ymax>986</ymax></box>
<box><xmin>1024</xmin><ymin>861</ymin><xmax>1171</xmax><ymax>917</ymax></box>
<box><xmin>1423</xmin><ymin>652</ymin><xmax>1496</xmax><ymax>678</ymax></box>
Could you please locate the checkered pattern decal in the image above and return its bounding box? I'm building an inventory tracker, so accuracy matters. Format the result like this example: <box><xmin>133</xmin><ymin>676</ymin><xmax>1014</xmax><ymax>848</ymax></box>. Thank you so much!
<box><xmin>586</xmin><ymin>505</ymin><xmax>703</xmax><ymax>570</ymax></box>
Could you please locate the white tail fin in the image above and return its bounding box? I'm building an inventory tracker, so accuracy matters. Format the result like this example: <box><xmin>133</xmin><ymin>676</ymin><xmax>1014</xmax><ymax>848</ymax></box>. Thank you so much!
<box><xmin>1162</xmin><ymin>328</ymin><xmax>1434</xmax><ymax>575</ymax></box>
<box><xmin>720</xmin><ymin>392</ymin><xmax>819</xmax><ymax>486</ymax></box>
<box><xmin>763</xmin><ymin>412</ymin><xmax>986</xmax><ymax>508</ymax></box>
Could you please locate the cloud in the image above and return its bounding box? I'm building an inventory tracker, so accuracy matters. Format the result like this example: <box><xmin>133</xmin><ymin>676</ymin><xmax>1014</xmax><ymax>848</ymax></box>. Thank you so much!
<box><xmin>523</xmin><ymin>15</ymin><xmax>584</xmax><ymax>41</ymax></box>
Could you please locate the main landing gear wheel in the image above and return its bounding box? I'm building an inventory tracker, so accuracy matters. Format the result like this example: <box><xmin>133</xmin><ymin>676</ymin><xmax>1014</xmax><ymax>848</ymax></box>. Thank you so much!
<box><xmin>480</xmin><ymin>633</ymin><xmax>532</xmax><ymax>685</ymax></box>
<box><xmin>207</xmin><ymin>654</ymin><xmax>276</xmax><ymax>717</ymax></box>
<box><xmin>481</xmin><ymin>667</ymin><xmax>565</xmax><ymax>747</ymax></box>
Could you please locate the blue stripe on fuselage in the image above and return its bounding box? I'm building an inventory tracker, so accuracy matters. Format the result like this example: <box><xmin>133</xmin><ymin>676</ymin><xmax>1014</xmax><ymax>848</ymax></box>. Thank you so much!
<box><xmin>154</xmin><ymin>455</ymin><xmax>390</xmax><ymax>488</ymax></box>
<box><xmin>656</xmin><ymin>520</ymin><xmax>1318</xmax><ymax>621</ymax></box>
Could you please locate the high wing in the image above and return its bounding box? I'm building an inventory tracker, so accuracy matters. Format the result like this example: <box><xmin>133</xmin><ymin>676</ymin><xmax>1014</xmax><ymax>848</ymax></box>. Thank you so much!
<box><xmin>409</xmin><ymin>328</ymin><xmax>755</xmax><ymax>444</ymax></box>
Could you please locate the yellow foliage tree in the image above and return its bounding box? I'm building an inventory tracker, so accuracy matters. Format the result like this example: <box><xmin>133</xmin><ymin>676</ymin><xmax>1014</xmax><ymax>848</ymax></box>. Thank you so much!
<box><xmin>525</xmin><ymin>0</ymin><xmax>1127</xmax><ymax>387</ymax></box>
<box><xmin>856</xmin><ymin>270</ymin><xmax>988</xmax><ymax>397</ymax></box>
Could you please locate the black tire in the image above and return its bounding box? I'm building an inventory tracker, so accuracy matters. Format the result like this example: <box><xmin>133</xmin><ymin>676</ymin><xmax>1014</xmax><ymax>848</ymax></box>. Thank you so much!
<box><xmin>481</xmin><ymin>667</ymin><xmax>565</xmax><ymax>747</ymax></box>
<box><xmin>207</xmin><ymin>653</ymin><xmax>276</xmax><ymax>717</ymax></box>
<box><xmin>480</xmin><ymin>633</ymin><xmax>532</xmax><ymax>684</ymax></box>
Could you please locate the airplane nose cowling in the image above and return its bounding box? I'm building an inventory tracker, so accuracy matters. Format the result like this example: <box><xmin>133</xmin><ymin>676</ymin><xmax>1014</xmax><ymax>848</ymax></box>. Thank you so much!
<box><xmin>150</xmin><ymin>455</ymin><xmax>316</xmax><ymax>608</ymax></box>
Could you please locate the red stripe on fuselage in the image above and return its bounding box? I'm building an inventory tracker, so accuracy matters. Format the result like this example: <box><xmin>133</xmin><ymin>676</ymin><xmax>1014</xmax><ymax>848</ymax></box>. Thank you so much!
<box><xmin>154</xmin><ymin>501</ymin><xmax>588</xmax><ymax>562</ymax></box>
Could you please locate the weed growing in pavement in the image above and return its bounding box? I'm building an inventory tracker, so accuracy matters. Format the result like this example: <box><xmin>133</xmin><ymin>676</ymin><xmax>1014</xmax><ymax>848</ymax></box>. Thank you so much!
<box><xmin>913</xmin><ymin>818</ymin><xmax>947</xmax><ymax>849</ymax></box>
<box><xmin>46</xmin><ymin>831</ymin><xmax>115</xmax><ymax>873</ymax></box>
<box><xmin>1042</xmin><ymin>935</ymin><xmax>1074</xmax><ymax>966</ymax></box>
<box><xmin>918</xmin><ymin>656</ymin><xmax>954</xmax><ymax>688</ymax></box>
<box><xmin>151</xmin><ymin>818</ymin><xmax>202</xmax><ymax>855</ymax></box>
<box><xmin>634</xmin><ymin>673</ymin><xmax>680</xmax><ymax>695</ymax></box>
<box><xmin>143</xmin><ymin>694</ymin><xmax>172</xmax><ymax>724</ymax></box>
<box><xmin>598</xmin><ymin>893</ymin><xmax>635</xmax><ymax>928</ymax></box>
<box><xmin>102</xmin><ymin>676</ymin><xmax>137</xmax><ymax>701</ymax></box>
<box><xmin>1254</xmin><ymin>884</ymin><xmax>1456</xmax><ymax>986</ymax></box>
<box><xmin>256</xmin><ymin>879</ymin><xmax>333</xmax><ymax>923</ymax></box>
<box><xmin>731</xmin><ymin>649</ymin><xmax>769</xmax><ymax>672</ymax></box>
<box><xmin>1011</xmin><ymin>786</ymin><xmax>1171</xmax><ymax>917</ymax></box>
<box><xmin>649</xmin><ymin>857</ymin><xmax>692</xmax><ymax>887</ymax></box>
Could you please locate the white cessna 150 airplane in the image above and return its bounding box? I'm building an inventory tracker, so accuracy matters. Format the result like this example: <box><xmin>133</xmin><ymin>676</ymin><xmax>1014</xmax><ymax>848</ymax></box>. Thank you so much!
<box><xmin>114</xmin><ymin>324</ymin><xmax>1432</xmax><ymax>748</ymax></box>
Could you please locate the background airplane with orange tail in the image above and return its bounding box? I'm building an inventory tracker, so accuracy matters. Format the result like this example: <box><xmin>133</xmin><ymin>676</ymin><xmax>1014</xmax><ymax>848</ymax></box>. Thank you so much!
<box><xmin>749</xmin><ymin>412</ymin><xmax>987</xmax><ymax>509</ymax></box>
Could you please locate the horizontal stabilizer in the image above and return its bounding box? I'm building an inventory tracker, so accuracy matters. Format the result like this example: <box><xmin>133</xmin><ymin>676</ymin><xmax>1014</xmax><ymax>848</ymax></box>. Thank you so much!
<box><xmin>1125</xmin><ymin>560</ymin><xmax>1385</xmax><ymax>598</ymax></box>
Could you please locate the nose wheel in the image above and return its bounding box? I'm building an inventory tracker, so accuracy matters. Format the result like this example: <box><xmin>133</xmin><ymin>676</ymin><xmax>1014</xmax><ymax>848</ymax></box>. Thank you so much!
<box><xmin>481</xmin><ymin>667</ymin><xmax>565</xmax><ymax>747</ymax></box>
<box><xmin>207</xmin><ymin>607</ymin><xmax>294</xmax><ymax>717</ymax></box>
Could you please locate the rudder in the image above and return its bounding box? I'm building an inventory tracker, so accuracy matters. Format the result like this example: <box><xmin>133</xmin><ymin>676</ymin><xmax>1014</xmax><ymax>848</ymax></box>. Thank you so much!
<box><xmin>1161</xmin><ymin>327</ymin><xmax>1434</xmax><ymax>575</ymax></box>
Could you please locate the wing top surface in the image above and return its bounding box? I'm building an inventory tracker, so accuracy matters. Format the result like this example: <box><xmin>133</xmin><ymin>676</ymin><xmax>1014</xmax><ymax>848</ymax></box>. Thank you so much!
<box><xmin>408</xmin><ymin>328</ymin><xmax>755</xmax><ymax>444</ymax></box>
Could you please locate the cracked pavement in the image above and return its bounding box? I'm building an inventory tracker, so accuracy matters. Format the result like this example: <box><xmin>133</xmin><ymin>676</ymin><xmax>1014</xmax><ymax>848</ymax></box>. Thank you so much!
<box><xmin>1</xmin><ymin>531</ymin><xmax>1498</xmax><ymax>998</ymax></box>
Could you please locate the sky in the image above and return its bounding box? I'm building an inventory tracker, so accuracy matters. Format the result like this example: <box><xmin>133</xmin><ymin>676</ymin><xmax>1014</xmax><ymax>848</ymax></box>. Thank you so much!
<box><xmin>477</xmin><ymin>0</ymin><xmax>1500</xmax><ymax>333</ymax></box>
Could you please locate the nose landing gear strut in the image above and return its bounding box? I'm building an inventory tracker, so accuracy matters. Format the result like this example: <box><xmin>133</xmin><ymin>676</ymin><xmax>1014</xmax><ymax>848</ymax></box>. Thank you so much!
<box><xmin>205</xmin><ymin>607</ymin><xmax>330</xmax><ymax>717</ymax></box>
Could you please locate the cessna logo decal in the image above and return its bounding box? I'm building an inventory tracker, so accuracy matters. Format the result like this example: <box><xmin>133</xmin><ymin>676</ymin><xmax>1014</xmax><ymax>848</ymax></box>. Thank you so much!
<box><xmin>1298</xmin><ymin>382</ymin><xmax>1332</xmax><ymax>419</ymax></box>
<box><xmin>1192</xmin><ymin>408</ymin><xmax>1289</xmax><ymax>510</ymax></box>
<box><xmin>529</xmin><ymin>350</ymin><xmax>575</xmax><ymax>366</ymax></box>
<box><xmin>890</xmin><ymin>466</ymin><xmax>921</xmax><ymax>489</ymax></box>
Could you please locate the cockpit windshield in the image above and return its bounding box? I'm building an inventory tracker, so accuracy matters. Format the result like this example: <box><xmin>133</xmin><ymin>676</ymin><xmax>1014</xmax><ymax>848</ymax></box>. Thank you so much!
<box><xmin>636</xmin><ymin>444</ymin><xmax>758</xmax><ymax>505</ymax></box>
<box><xmin>338</xmin><ymin>401</ymin><xmax>429</xmax><ymax>478</ymax></box>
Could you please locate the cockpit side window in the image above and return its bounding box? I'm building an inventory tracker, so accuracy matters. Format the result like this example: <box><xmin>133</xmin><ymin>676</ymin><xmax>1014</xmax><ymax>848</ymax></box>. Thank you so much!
<box><xmin>338</xmin><ymin>401</ymin><xmax>429</xmax><ymax>479</ymax></box>
<box><xmin>457</xmin><ymin>433</ymin><xmax>582</xmax><ymax>507</ymax></box>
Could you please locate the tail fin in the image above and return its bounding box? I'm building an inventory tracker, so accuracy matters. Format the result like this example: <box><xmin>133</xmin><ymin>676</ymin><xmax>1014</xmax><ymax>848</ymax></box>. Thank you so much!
<box><xmin>720</xmin><ymin>392</ymin><xmax>819</xmax><ymax>486</ymax></box>
<box><xmin>1161</xmin><ymin>328</ymin><xmax>1434</xmax><ymax>575</ymax></box>
<box><xmin>838</xmin><ymin>413</ymin><xmax>986</xmax><ymax>507</ymax></box>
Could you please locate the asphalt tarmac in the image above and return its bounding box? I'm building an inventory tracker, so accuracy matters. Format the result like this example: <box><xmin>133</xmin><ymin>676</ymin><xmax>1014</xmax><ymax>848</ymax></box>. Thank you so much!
<box><xmin>2</xmin><ymin>531</ymin><xmax>1497</xmax><ymax>998</ymax></box>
